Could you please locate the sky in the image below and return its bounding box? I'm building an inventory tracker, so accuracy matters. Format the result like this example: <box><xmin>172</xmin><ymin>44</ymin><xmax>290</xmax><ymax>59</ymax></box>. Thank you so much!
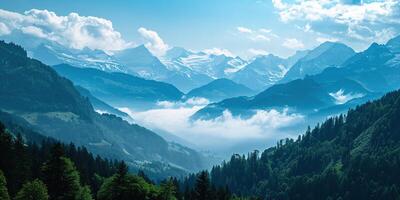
<box><xmin>1</xmin><ymin>0</ymin><xmax>399</xmax><ymax>58</ymax></box>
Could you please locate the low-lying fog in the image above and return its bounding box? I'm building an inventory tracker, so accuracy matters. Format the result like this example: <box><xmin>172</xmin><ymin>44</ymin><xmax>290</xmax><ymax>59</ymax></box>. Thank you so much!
<box><xmin>117</xmin><ymin>98</ymin><xmax>309</xmax><ymax>157</ymax></box>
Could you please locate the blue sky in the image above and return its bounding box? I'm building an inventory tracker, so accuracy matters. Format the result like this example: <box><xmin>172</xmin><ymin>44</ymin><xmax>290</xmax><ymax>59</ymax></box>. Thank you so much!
<box><xmin>1</xmin><ymin>0</ymin><xmax>399</xmax><ymax>58</ymax></box>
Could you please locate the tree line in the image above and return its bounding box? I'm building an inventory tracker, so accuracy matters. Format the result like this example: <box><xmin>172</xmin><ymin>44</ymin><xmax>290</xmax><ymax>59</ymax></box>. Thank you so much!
<box><xmin>0</xmin><ymin>121</ymin><xmax>250</xmax><ymax>200</ymax></box>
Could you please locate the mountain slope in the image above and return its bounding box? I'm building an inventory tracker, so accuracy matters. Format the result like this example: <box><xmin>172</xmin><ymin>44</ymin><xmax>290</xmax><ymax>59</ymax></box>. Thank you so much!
<box><xmin>53</xmin><ymin>64</ymin><xmax>184</xmax><ymax>108</ymax></box>
<box><xmin>0</xmin><ymin>41</ymin><xmax>205</xmax><ymax>177</ymax></box>
<box><xmin>186</xmin><ymin>79</ymin><xmax>255</xmax><ymax>102</ymax></box>
<box><xmin>0</xmin><ymin>42</ymin><xmax>93</xmax><ymax>120</ymax></box>
<box><xmin>75</xmin><ymin>86</ymin><xmax>131</xmax><ymax>119</ymax></box>
<box><xmin>280</xmin><ymin>42</ymin><xmax>355</xmax><ymax>83</ymax></box>
<box><xmin>209</xmin><ymin>89</ymin><xmax>400</xmax><ymax>199</ymax></box>
<box><xmin>113</xmin><ymin>45</ymin><xmax>171</xmax><ymax>80</ymax></box>
<box><xmin>29</xmin><ymin>41</ymin><xmax>122</xmax><ymax>71</ymax></box>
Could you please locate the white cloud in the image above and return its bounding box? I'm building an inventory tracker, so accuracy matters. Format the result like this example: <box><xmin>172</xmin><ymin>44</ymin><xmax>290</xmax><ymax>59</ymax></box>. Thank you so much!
<box><xmin>237</xmin><ymin>26</ymin><xmax>253</xmax><ymax>33</ymax></box>
<box><xmin>272</xmin><ymin>0</ymin><xmax>400</xmax><ymax>43</ymax></box>
<box><xmin>138</xmin><ymin>27</ymin><xmax>169</xmax><ymax>56</ymax></box>
<box><xmin>272</xmin><ymin>0</ymin><xmax>398</xmax><ymax>24</ymax></box>
<box><xmin>373</xmin><ymin>28</ymin><xmax>397</xmax><ymax>44</ymax></box>
<box><xmin>20</xmin><ymin>26</ymin><xmax>47</xmax><ymax>38</ymax></box>
<box><xmin>259</xmin><ymin>28</ymin><xmax>272</xmax><ymax>33</ymax></box>
<box><xmin>251</xmin><ymin>34</ymin><xmax>270</xmax><ymax>41</ymax></box>
<box><xmin>119</xmin><ymin>102</ymin><xmax>304</xmax><ymax>151</ymax></box>
<box><xmin>236</xmin><ymin>26</ymin><xmax>277</xmax><ymax>42</ymax></box>
<box><xmin>0</xmin><ymin>22</ymin><xmax>11</xmax><ymax>35</ymax></box>
<box><xmin>316</xmin><ymin>36</ymin><xmax>339</xmax><ymax>43</ymax></box>
<box><xmin>0</xmin><ymin>9</ymin><xmax>129</xmax><ymax>51</ymax></box>
<box><xmin>248</xmin><ymin>48</ymin><xmax>269</xmax><ymax>56</ymax></box>
<box><xmin>203</xmin><ymin>48</ymin><xmax>235</xmax><ymax>57</ymax></box>
<box><xmin>303</xmin><ymin>23</ymin><xmax>312</xmax><ymax>32</ymax></box>
<box><xmin>157</xmin><ymin>97</ymin><xmax>210</xmax><ymax>108</ymax></box>
<box><xmin>283</xmin><ymin>38</ymin><xmax>305</xmax><ymax>49</ymax></box>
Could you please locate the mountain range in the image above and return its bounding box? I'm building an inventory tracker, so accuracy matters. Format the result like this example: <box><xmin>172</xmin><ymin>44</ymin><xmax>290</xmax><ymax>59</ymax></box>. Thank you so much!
<box><xmin>5</xmin><ymin>34</ymin><xmax>366</xmax><ymax>96</ymax></box>
<box><xmin>193</xmin><ymin>35</ymin><xmax>400</xmax><ymax>120</ymax></box>
<box><xmin>0</xmin><ymin>41</ymin><xmax>206</xmax><ymax>178</ymax></box>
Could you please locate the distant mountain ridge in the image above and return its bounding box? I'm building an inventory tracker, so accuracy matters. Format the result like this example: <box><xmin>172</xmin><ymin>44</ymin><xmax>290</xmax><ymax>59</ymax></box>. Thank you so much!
<box><xmin>280</xmin><ymin>42</ymin><xmax>356</xmax><ymax>83</ymax></box>
<box><xmin>53</xmin><ymin>64</ymin><xmax>184</xmax><ymax>109</ymax></box>
<box><xmin>231</xmin><ymin>54</ymin><xmax>291</xmax><ymax>91</ymax></box>
<box><xmin>186</xmin><ymin>78</ymin><xmax>256</xmax><ymax>102</ymax></box>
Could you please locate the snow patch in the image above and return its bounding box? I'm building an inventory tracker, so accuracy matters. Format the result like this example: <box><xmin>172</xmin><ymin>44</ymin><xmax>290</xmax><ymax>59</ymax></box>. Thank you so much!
<box><xmin>329</xmin><ymin>89</ymin><xmax>365</xmax><ymax>104</ymax></box>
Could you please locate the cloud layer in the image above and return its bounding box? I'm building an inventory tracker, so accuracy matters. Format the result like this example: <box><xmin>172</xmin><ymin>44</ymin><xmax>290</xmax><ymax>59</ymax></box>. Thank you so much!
<box><xmin>119</xmin><ymin>99</ymin><xmax>304</xmax><ymax>152</ymax></box>
<box><xmin>272</xmin><ymin>0</ymin><xmax>400</xmax><ymax>43</ymax></box>
<box><xmin>283</xmin><ymin>38</ymin><xmax>305</xmax><ymax>49</ymax></box>
<box><xmin>0</xmin><ymin>9</ymin><xmax>129</xmax><ymax>51</ymax></box>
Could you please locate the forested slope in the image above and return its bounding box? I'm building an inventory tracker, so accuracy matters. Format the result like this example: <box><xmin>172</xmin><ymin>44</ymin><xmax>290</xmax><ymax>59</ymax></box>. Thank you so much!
<box><xmin>208</xmin><ymin>89</ymin><xmax>400</xmax><ymax>199</ymax></box>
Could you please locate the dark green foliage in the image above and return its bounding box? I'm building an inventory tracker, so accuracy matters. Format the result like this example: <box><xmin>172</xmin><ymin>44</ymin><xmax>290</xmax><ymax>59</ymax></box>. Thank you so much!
<box><xmin>0</xmin><ymin>170</ymin><xmax>10</xmax><ymax>200</ymax></box>
<box><xmin>159</xmin><ymin>179</ymin><xmax>178</xmax><ymax>200</ymax></box>
<box><xmin>42</xmin><ymin>144</ymin><xmax>84</xmax><ymax>200</ymax></box>
<box><xmin>180</xmin><ymin>171</ymin><xmax>236</xmax><ymax>200</ymax></box>
<box><xmin>208</xmin><ymin>89</ymin><xmax>400</xmax><ymax>199</ymax></box>
<box><xmin>77</xmin><ymin>185</ymin><xmax>93</xmax><ymax>200</ymax></box>
<box><xmin>0</xmin><ymin>121</ymin><xmax>190</xmax><ymax>199</ymax></box>
<box><xmin>193</xmin><ymin>171</ymin><xmax>211</xmax><ymax>200</ymax></box>
<box><xmin>97</xmin><ymin>172</ymin><xmax>159</xmax><ymax>200</ymax></box>
<box><xmin>14</xmin><ymin>179</ymin><xmax>49</xmax><ymax>200</ymax></box>
<box><xmin>0</xmin><ymin>121</ymin><xmax>118</xmax><ymax>198</ymax></box>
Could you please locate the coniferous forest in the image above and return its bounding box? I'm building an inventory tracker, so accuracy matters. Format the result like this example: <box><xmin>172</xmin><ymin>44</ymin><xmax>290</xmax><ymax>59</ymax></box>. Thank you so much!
<box><xmin>0</xmin><ymin>120</ymin><xmax>240</xmax><ymax>200</ymax></box>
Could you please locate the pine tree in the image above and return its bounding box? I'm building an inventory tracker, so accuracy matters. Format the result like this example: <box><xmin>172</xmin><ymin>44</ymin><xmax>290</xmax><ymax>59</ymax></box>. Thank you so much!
<box><xmin>97</xmin><ymin>162</ymin><xmax>158</xmax><ymax>200</ymax></box>
<box><xmin>0</xmin><ymin>123</ymin><xmax>14</xmax><ymax>195</ymax></box>
<box><xmin>0</xmin><ymin>170</ymin><xmax>10</xmax><ymax>200</ymax></box>
<box><xmin>12</xmin><ymin>134</ymin><xmax>31</xmax><ymax>194</ymax></box>
<box><xmin>77</xmin><ymin>185</ymin><xmax>93</xmax><ymax>200</ymax></box>
<box><xmin>42</xmin><ymin>143</ymin><xmax>83</xmax><ymax>200</ymax></box>
<box><xmin>14</xmin><ymin>179</ymin><xmax>49</xmax><ymax>200</ymax></box>
<box><xmin>159</xmin><ymin>179</ymin><xmax>177</xmax><ymax>200</ymax></box>
<box><xmin>193</xmin><ymin>171</ymin><xmax>211</xmax><ymax>200</ymax></box>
